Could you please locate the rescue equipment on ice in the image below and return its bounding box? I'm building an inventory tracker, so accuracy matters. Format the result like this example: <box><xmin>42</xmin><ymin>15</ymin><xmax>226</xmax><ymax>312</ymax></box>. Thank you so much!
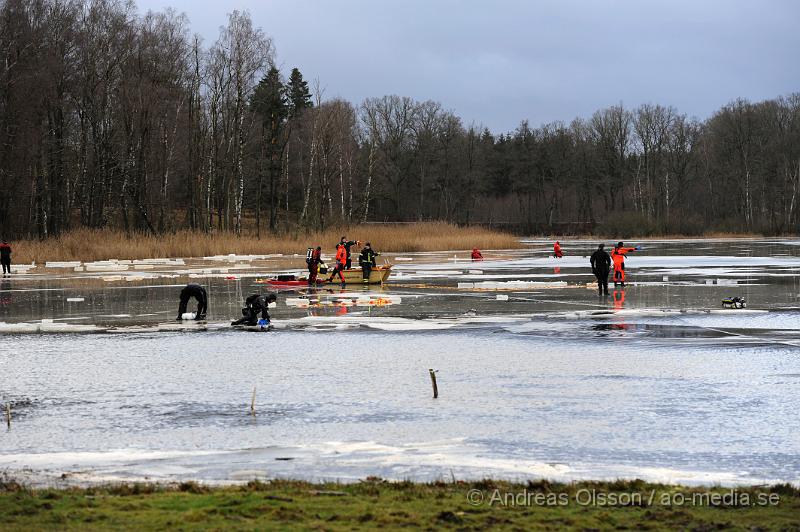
<box><xmin>721</xmin><ymin>296</ymin><xmax>746</xmax><ymax>309</ymax></box>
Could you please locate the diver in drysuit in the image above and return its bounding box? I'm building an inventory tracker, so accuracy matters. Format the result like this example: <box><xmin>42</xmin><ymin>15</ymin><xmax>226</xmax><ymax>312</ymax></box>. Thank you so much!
<box><xmin>337</xmin><ymin>236</ymin><xmax>359</xmax><ymax>269</ymax></box>
<box><xmin>231</xmin><ymin>293</ymin><xmax>277</xmax><ymax>327</ymax></box>
<box><xmin>611</xmin><ymin>241</ymin><xmax>640</xmax><ymax>286</ymax></box>
<box><xmin>590</xmin><ymin>243</ymin><xmax>611</xmax><ymax>296</ymax></box>
<box><xmin>176</xmin><ymin>283</ymin><xmax>208</xmax><ymax>320</ymax></box>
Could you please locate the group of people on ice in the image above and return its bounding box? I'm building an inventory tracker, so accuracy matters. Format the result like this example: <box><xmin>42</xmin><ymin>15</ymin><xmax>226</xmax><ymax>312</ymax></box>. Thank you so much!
<box><xmin>177</xmin><ymin>283</ymin><xmax>277</xmax><ymax>328</ymax></box>
<box><xmin>176</xmin><ymin>234</ymin><xmax>380</xmax><ymax>328</ymax></box>
<box><xmin>542</xmin><ymin>239</ymin><xmax>641</xmax><ymax>296</ymax></box>
<box><xmin>591</xmin><ymin>242</ymin><xmax>641</xmax><ymax>295</ymax></box>
<box><xmin>474</xmin><ymin>239</ymin><xmax>640</xmax><ymax>297</ymax></box>
<box><xmin>476</xmin><ymin>239</ymin><xmax>640</xmax><ymax>297</ymax></box>
<box><xmin>306</xmin><ymin>237</ymin><xmax>380</xmax><ymax>287</ymax></box>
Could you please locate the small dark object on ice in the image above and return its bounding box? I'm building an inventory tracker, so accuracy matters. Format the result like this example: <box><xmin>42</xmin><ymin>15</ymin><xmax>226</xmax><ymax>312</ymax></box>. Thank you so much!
<box><xmin>722</xmin><ymin>296</ymin><xmax>746</xmax><ymax>309</ymax></box>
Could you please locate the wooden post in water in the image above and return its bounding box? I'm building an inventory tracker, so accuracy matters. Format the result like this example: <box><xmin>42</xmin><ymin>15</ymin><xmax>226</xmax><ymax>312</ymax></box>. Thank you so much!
<box><xmin>428</xmin><ymin>369</ymin><xmax>438</xmax><ymax>399</ymax></box>
<box><xmin>5</xmin><ymin>403</ymin><xmax>10</xmax><ymax>429</ymax></box>
<box><xmin>250</xmin><ymin>387</ymin><xmax>256</xmax><ymax>416</ymax></box>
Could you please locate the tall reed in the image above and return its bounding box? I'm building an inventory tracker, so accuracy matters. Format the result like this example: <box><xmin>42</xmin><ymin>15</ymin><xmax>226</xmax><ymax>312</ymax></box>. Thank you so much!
<box><xmin>14</xmin><ymin>223</ymin><xmax>522</xmax><ymax>263</ymax></box>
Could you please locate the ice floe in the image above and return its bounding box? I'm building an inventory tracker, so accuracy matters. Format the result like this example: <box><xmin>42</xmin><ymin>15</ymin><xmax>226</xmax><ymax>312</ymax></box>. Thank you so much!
<box><xmin>0</xmin><ymin>321</ymin><xmax>105</xmax><ymax>333</ymax></box>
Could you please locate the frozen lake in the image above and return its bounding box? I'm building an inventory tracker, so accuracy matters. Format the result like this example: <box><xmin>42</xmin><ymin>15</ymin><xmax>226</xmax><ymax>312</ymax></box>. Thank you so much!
<box><xmin>1</xmin><ymin>238</ymin><xmax>799</xmax><ymax>486</ymax></box>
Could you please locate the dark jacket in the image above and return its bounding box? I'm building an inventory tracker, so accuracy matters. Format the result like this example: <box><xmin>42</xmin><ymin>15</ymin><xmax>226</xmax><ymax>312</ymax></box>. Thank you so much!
<box><xmin>244</xmin><ymin>294</ymin><xmax>273</xmax><ymax>320</ymax></box>
<box><xmin>232</xmin><ymin>293</ymin><xmax>276</xmax><ymax>326</ymax></box>
<box><xmin>359</xmin><ymin>247</ymin><xmax>379</xmax><ymax>267</ymax></box>
<box><xmin>0</xmin><ymin>243</ymin><xmax>10</xmax><ymax>261</ymax></box>
<box><xmin>590</xmin><ymin>249</ymin><xmax>611</xmax><ymax>274</ymax></box>
<box><xmin>180</xmin><ymin>283</ymin><xmax>207</xmax><ymax>303</ymax></box>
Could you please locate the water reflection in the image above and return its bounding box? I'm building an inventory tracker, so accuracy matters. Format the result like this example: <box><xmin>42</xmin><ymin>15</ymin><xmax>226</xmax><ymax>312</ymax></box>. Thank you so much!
<box><xmin>0</xmin><ymin>278</ymin><xmax>11</xmax><ymax>305</ymax></box>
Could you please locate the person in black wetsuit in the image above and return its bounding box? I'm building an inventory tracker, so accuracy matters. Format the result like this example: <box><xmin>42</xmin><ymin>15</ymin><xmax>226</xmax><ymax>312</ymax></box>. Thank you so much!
<box><xmin>590</xmin><ymin>244</ymin><xmax>612</xmax><ymax>296</ymax></box>
<box><xmin>176</xmin><ymin>283</ymin><xmax>208</xmax><ymax>320</ymax></box>
<box><xmin>232</xmin><ymin>293</ymin><xmax>277</xmax><ymax>326</ymax></box>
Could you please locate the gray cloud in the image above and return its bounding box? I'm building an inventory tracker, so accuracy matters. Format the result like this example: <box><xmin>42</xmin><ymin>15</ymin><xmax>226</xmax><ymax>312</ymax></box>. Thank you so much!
<box><xmin>138</xmin><ymin>0</ymin><xmax>800</xmax><ymax>132</ymax></box>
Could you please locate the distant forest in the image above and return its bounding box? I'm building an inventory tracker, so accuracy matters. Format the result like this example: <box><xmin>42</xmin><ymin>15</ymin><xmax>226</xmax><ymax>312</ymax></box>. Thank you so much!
<box><xmin>0</xmin><ymin>0</ymin><xmax>798</xmax><ymax>239</ymax></box>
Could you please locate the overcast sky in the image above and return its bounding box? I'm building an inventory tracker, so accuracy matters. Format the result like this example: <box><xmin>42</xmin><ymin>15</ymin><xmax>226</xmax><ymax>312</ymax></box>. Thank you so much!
<box><xmin>137</xmin><ymin>0</ymin><xmax>799</xmax><ymax>133</ymax></box>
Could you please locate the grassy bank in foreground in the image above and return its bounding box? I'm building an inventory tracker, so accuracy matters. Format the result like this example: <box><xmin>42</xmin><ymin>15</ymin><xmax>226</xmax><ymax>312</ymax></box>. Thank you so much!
<box><xmin>11</xmin><ymin>223</ymin><xmax>522</xmax><ymax>264</ymax></box>
<box><xmin>1</xmin><ymin>479</ymin><xmax>797</xmax><ymax>531</ymax></box>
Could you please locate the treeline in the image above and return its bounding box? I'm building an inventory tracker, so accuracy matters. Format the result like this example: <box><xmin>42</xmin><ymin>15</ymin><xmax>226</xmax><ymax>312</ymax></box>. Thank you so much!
<box><xmin>0</xmin><ymin>0</ymin><xmax>798</xmax><ymax>239</ymax></box>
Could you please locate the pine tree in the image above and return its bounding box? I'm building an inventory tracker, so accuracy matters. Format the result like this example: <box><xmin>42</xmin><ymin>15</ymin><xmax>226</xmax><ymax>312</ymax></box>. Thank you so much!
<box><xmin>251</xmin><ymin>67</ymin><xmax>289</xmax><ymax>232</ymax></box>
<box><xmin>286</xmin><ymin>67</ymin><xmax>313</xmax><ymax>116</ymax></box>
<box><xmin>252</xmin><ymin>67</ymin><xmax>288</xmax><ymax>128</ymax></box>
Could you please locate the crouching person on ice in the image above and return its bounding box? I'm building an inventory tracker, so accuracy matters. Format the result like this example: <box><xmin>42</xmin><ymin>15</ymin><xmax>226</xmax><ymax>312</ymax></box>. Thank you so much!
<box><xmin>176</xmin><ymin>283</ymin><xmax>208</xmax><ymax>320</ymax></box>
<box><xmin>232</xmin><ymin>293</ymin><xmax>277</xmax><ymax>329</ymax></box>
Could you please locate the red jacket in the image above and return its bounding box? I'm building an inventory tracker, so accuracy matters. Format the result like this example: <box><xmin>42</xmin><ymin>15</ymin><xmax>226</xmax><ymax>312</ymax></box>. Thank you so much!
<box><xmin>611</xmin><ymin>247</ymin><xmax>635</xmax><ymax>268</ymax></box>
<box><xmin>335</xmin><ymin>245</ymin><xmax>347</xmax><ymax>266</ymax></box>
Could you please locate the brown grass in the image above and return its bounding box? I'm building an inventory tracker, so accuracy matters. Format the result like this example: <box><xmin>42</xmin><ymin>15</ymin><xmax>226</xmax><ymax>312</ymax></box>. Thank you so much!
<box><xmin>11</xmin><ymin>223</ymin><xmax>522</xmax><ymax>263</ymax></box>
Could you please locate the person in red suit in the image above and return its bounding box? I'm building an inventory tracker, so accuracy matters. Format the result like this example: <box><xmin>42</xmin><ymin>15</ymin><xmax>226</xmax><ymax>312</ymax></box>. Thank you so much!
<box><xmin>327</xmin><ymin>244</ymin><xmax>348</xmax><ymax>286</ymax></box>
<box><xmin>611</xmin><ymin>241</ymin><xmax>640</xmax><ymax>286</ymax></box>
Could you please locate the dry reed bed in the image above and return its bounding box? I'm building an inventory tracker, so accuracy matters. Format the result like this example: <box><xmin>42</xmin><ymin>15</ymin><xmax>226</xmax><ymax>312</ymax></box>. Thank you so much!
<box><xmin>13</xmin><ymin>223</ymin><xmax>522</xmax><ymax>263</ymax></box>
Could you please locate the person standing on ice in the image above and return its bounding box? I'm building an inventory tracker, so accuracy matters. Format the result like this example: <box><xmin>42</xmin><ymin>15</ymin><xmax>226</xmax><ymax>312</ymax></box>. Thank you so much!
<box><xmin>0</xmin><ymin>240</ymin><xmax>11</xmax><ymax>275</ymax></box>
<box><xmin>358</xmin><ymin>242</ymin><xmax>379</xmax><ymax>283</ymax></box>
<box><xmin>590</xmin><ymin>244</ymin><xmax>611</xmax><ymax>296</ymax></box>
<box><xmin>611</xmin><ymin>241</ymin><xmax>640</xmax><ymax>287</ymax></box>
<box><xmin>553</xmin><ymin>241</ymin><xmax>563</xmax><ymax>258</ymax></box>
<box><xmin>232</xmin><ymin>293</ymin><xmax>277</xmax><ymax>328</ymax></box>
<box><xmin>307</xmin><ymin>246</ymin><xmax>323</xmax><ymax>286</ymax></box>
<box><xmin>326</xmin><ymin>243</ymin><xmax>348</xmax><ymax>287</ymax></box>
<box><xmin>336</xmin><ymin>236</ymin><xmax>359</xmax><ymax>269</ymax></box>
<box><xmin>176</xmin><ymin>283</ymin><xmax>207</xmax><ymax>320</ymax></box>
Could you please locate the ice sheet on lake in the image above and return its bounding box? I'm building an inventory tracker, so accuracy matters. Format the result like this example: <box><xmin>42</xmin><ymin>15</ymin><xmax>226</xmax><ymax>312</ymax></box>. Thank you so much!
<box><xmin>0</xmin><ymin>321</ymin><xmax>105</xmax><ymax>333</ymax></box>
<box><xmin>45</xmin><ymin>261</ymin><xmax>82</xmax><ymax>268</ymax></box>
<box><xmin>203</xmin><ymin>254</ymin><xmax>282</xmax><ymax>262</ymax></box>
<box><xmin>396</xmin><ymin>254</ymin><xmax>800</xmax><ymax>273</ymax></box>
<box><xmin>458</xmin><ymin>280</ymin><xmax>568</xmax><ymax>290</ymax></box>
<box><xmin>619</xmin><ymin>310</ymin><xmax>800</xmax><ymax>331</ymax></box>
<box><xmin>538</xmin><ymin>308</ymin><xmax>769</xmax><ymax>320</ymax></box>
<box><xmin>0</xmin><ymin>440</ymin><xmax>779</xmax><ymax>488</ymax></box>
<box><xmin>292</xmin><ymin>316</ymin><xmax>459</xmax><ymax>331</ymax></box>
<box><xmin>85</xmin><ymin>263</ymin><xmax>129</xmax><ymax>272</ymax></box>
